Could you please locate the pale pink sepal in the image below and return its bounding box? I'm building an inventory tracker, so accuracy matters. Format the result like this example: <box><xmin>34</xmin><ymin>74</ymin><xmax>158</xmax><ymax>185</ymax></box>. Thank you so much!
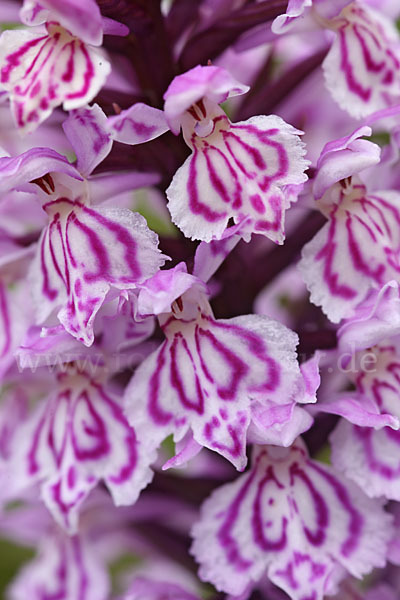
<box><xmin>162</xmin><ymin>431</ymin><xmax>203</xmax><ymax>471</ymax></box>
<box><xmin>271</xmin><ymin>0</ymin><xmax>313</xmax><ymax>35</ymax></box>
<box><xmin>193</xmin><ymin>224</ymin><xmax>245</xmax><ymax>283</ymax></box>
<box><xmin>63</xmin><ymin>104</ymin><xmax>113</xmax><ymax>177</ymax></box>
<box><xmin>108</xmin><ymin>103</ymin><xmax>169</xmax><ymax>145</ymax></box>
<box><xmin>313</xmin><ymin>126</ymin><xmax>380</xmax><ymax>201</ymax></box>
<box><xmin>310</xmin><ymin>393</ymin><xmax>399</xmax><ymax>429</ymax></box>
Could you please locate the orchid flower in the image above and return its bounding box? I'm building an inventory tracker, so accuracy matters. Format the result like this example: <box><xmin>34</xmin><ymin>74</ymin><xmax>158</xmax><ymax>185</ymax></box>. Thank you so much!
<box><xmin>0</xmin><ymin>0</ymin><xmax>126</xmax><ymax>134</ymax></box>
<box><xmin>299</xmin><ymin>126</ymin><xmax>400</xmax><ymax>323</ymax></box>
<box><xmin>124</xmin><ymin>263</ymin><xmax>319</xmax><ymax>472</ymax></box>
<box><xmin>9</xmin><ymin>366</ymin><xmax>155</xmax><ymax>532</ymax></box>
<box><xmin>191</xmin><ymin>439</ymin><xmax>392</xmax><ymax>599</ymax></box>
<box><xmin>9</xmin><ymin>531</ymin><xmax>110</xmax><ymax>600</ymax></box>
<box><xmin>330</xmin><ymin>340</ymin><xmax>400</xmax><ymax>500</ymax></box>
<box><xmin>108</xmin><ymin>64</ymin><xmax>309</xmax><ymax>243</ymax></box>
<box><xmin>273</xmin><ymin>1</ymin><xmax>400</xmax><ymax>119</ymax></box>
<box><xmin>0</xmin><ymin>105</ymin><xmax>166</xmax><ymax>346</ymax></box>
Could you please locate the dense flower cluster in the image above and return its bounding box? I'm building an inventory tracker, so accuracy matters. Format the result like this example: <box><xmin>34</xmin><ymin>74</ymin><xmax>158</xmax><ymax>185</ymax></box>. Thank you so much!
<box><xmin>1</xmin><ymin>0</ymin><xmax>400</xmax><ymax>598</ymax></box>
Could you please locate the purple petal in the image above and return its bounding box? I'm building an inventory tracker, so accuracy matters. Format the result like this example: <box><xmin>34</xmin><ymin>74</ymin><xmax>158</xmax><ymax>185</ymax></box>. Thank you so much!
<box><xmin>136</xmin><ymin>263</ymin><xmax>204</xmax><ymax>317</ymax></box>
<box><xmin>101</xmin><ymin>17</ymin><xmax>129</xmax><ymax>38</ymax></box>
<box><xmin>9</xmin><ymin>531</ymin><xmax>110</xmax><ymax>600</ymax></box>
<box><xmin>123</xmin><ymin>577</ymin><xmax>200</xmax><ymax>600</ymax></box>
<box><xmin>162</xmin><ymin>431</ymin><xmax>202</xmax><ymax>470</ymax></box>
<box><xmin>330</xmin><ymin>342</ymin><xmax>400</xmax><ymax>500</ymax></box>
<box><xmin>311</xmin><ymin>392</ymin><xmax>399</xmax><ymax>429</ymax></box>
<box><xmin>338</xmin><ymin>281</ymin><xmax>400</xmax><ymax>353</ymax></box>
<box><xmin>271</xmin><ymin>0</ymin><xmax>313</xmax><ymax>35</ymax></box>
<box><xmin>0</xmin><ymin>278</ymin><xmax>32</xmax><ymax>381</ymax></box>
<box><xmin>331</xmin><ymin>421</ymin><xmax>400</xmax><ymax>501</ymax></box>
<box><xmin>314</xmin><ymin>126</ymin><xmax>381</xmax><ymax>200</ymax></box>
<box><xmin>193</xmin><ymin>224</ymin><xmax>244</xmax><ymax>283</ymax></box>
<box><xmin>248</xmin><ymin>402</ymin><xmax>314</xmax><ymax>447</ymax></box>
<box><xmin>20</xmin><ymin>0</ymin><xmax>104</xmax><ymax>46</ymax></box>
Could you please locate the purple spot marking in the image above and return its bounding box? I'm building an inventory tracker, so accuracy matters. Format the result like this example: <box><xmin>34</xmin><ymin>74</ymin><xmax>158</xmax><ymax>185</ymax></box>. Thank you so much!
<box><xmin>309</xmin><ymin>462</ymin><xmax>363</xmax><ymax>557</ymax></box>
<box><xmin>339</xmin><ymin>27</ymin><xmax>371</xmax><ymax>102</ymax></box>
<box><xmin>71</xmin><ymin>390</ymin><xmax>111</xmax><ymax>460</ymax></box>
<box><xmin>113</xmin><ymin>116</ymin><xmax>157</xmax><ymax>139</ymax></box>
<box><xmin>217</xmin><ymin>469</ymin><xmax>256</xmax><ymax>570</ymax></box>
<box><xmin>196</xmin><ymin>326</ymin><xmax>249</xmax><ymax>400</ymax></box>
<box><xmin>290</xmin><ymin>462</ymin><xmax>328</xmax><ymax>547</ymax></box>
<box><xmin>170</xmin><ymin>333</ymin><xmax>205</xmax><ymax>414</ymax></box>
<box><xmin>1</xmin><ymin>34</ymin><xmax>47</xmax><ymax>83</ymax></box>
<box><xmin>67</xmin><ymin>465</ymin><xmax>76</xmax><ymax>488</ymax></box>
<box><xmin>62</xmin><ymin>41</ymin><xmax>75</xmax><ymax>82</ymax></box>
<box><xmin>65</xmin><ymin>42</ymin><xmax>95</xmax><ymax>102</ymax></box>
<box><xmin>148</xmin><ymin>344</ymin><xmax>174</xmax><ymax>425</ymax></box>
<box><xmin>27</xmin><ymin>415</ymin><xmax>46</xmax><ymax>475</ymax></box>
<box><xmin>316</xmin><ymin>207</ymin><xmax>357</xmax><ymax>299</ymax></box>
<box><xmin>40</xmin><ymin>227</ymin><xmax>59</xmax><ymax>300</ymax></box>
<box><xmin>187</xmin><ymin>145</ymin><xmax>228</xmax><ymax>223</ymax></box>
<box><xmin>94</xmin><ymin>384</ymin><xmax>138</xmax><ymax>484</ymax></box>
<box><xmin>252</xmin><ymin>466</ymin><xmax>287</xmax><ymax>550</ymax></box>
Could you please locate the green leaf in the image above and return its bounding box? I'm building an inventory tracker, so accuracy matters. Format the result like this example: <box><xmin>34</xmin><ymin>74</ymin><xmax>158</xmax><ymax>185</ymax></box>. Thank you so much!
<box><xmin>133</xmin><ymin>190</ymin><xmax>178</xmax><ymax>237</ymax></box>
<box><xmin>314</xmin><ymin>443</ymin><xmax>331</xmax><ymax>465</ymax></box>
<box><xmin>0</xmin><ymin>23</ymin><xmax>24</xmax><ymax>32</ymax></box>
<box><xmin>363</xmin><ymin>131</ymin><xmax>390</xmax><ymax>147</ymax></box>
<box><xmin>0</xmin><ymin>538</ymin><xmax>35</xmax><ymax>596</ymax></box>
<box><xmin>109</xmin><ymin>552</ymin><xmax>143</xmax><ymax>595</ymax></box>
